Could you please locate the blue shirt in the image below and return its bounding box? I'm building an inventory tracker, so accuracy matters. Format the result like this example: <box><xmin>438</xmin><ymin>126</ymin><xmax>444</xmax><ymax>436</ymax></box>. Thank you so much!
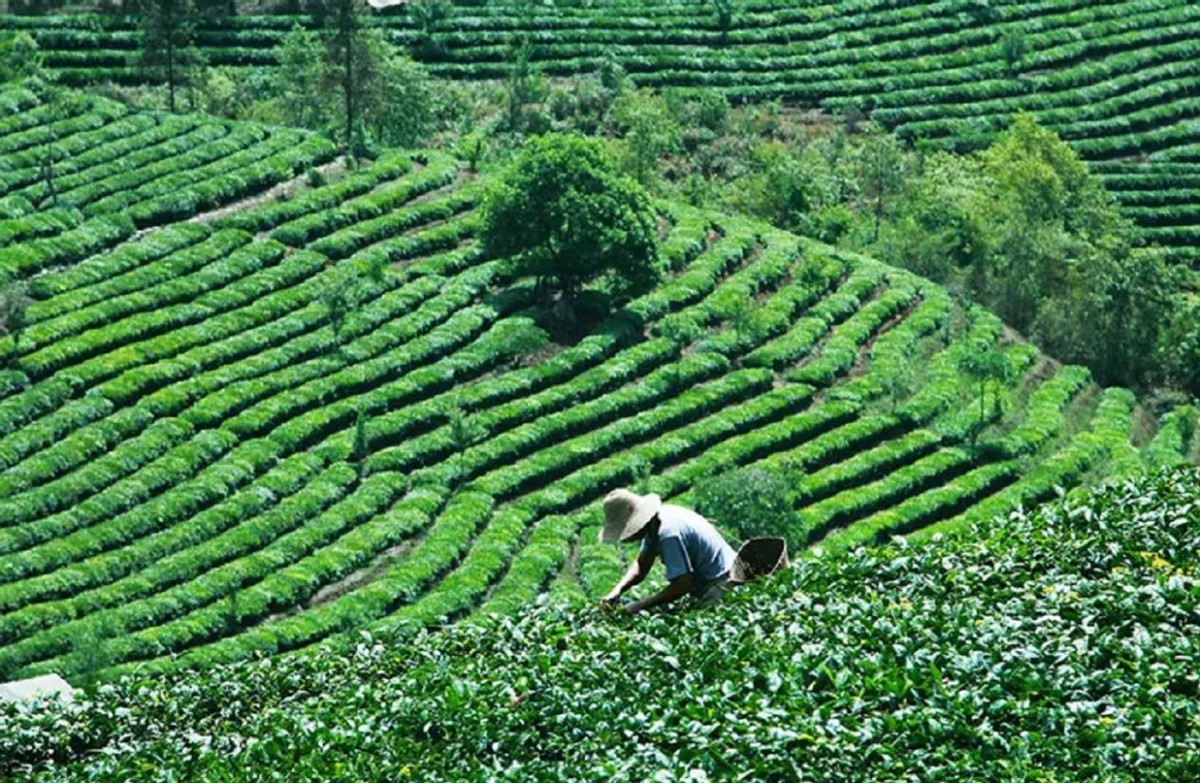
<box><xmin>640</xmin><ymin>504</ymin><xmax>737</xmax><ymax>587</ymax></box>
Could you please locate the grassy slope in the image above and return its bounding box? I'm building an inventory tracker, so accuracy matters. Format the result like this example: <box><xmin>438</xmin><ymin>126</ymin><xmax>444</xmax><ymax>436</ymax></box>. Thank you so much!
<box><xmin>2</xmin><ymin>467</ymin><xmax>1198</xmax><ymax>781</ymax></box>
<box><xmin>0</xmin><ymin>85</ymin><xmax>1194</xmax><ymax>683</ymax></box>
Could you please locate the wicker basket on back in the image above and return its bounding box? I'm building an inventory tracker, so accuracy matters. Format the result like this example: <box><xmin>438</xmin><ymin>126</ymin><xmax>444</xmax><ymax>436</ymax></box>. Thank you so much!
<box><xmin>729</xmin><ymin>537</ymin><xmax>789</xmax><ymax>585</ymax></box>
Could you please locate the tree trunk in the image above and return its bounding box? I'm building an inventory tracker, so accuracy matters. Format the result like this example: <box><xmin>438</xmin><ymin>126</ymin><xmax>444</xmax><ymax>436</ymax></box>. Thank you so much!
<box><xmin>344</xmin><ymin>44</ymin><xmax>353</xmax><ymax>147</ymax></box>
<box><xmin>873</xmin><ymin>181</ymin><xmax>883</xmax><ymax>243</ymax></box>
<box><xmin>167</xmin><ymin>27</ymin><xmax>175</xmax><ymax>112</ymax></box>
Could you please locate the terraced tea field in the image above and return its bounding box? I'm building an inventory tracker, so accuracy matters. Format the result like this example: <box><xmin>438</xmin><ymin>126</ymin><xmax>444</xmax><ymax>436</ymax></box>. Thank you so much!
<box><xmin>0</xmin><ymin>87</ymin><xmax>1193</xmax><ymax>681</ymax></box>
<box><xmin>5</xmin><ymin>0</ymin><xmax>1200</xmax><ymax>270</ymax></box>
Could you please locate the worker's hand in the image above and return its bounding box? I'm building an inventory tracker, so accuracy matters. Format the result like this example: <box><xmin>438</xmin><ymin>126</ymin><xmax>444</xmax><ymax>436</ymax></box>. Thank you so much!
<box><xmin>599</xmin><ymin>591</ymin><xmax>622</xmax><ymax>612</ymax></box>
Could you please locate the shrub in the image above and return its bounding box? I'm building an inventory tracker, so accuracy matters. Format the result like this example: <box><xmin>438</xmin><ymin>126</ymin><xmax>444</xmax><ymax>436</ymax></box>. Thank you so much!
<box><xmin>692</xmin><ymin>464</ymin><xmax>805</xmax><ymax>550</ymax></box>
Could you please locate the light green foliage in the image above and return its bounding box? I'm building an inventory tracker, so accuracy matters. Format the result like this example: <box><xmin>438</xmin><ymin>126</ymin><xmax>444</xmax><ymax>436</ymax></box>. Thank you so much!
<box><xmin>319</xmin><ymin>272</ymin><xmax>357</xmax><ymax>348</ymax></box>
<box><xmin>268</xmin><ymin>22</ymin><xmax>437</xmax><ymax>151</ymax></box>
<box><xmin>877</xmin><ymin>152</ymin><xmax>985</xmax><ymax>281</ymax></box>
<box><xmin>480</xmin><ymin>133</ymin><xmax>659</xmax><ymax>313</ymax></box>
<box><xmin>273</xmin><ymin>25</ymin><xmax>325</xmax><ymax>131</ymax></box>
<box><xmin>613</xmin><ymin>87</ymin><xmax>681</xmax><ymax>188</ymax></box>
<box><xmin>503</xmin><ymin>37</ymin><xmax>546</xmax><ymax>134</ymax></box>
<box><xmin>957</xmin><ymin>344</ymin><xmax>1014</xmax><ymax>445</ymax></box>
<box><xmin>876</xmin><ymin>116</ymin><xmax>1180</xmax><ymax>391</ymax></box>
<box><xmin>977</xmin><ymin>116</ymin><xmax>1175</xmax><ymax>388</ymax></box>
<box><xmin>857</xmin><ymin>122</ymin><xmax>906</xmax><ymax>242</ymax></box>
<box><xmin>0</xmin><ymin>32</ymin><xmax>43</xmax><ymax>83</ymax></box>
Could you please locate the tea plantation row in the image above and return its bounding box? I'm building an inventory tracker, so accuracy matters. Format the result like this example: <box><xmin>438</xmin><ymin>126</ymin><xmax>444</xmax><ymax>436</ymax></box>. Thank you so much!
<box><xmin>2</xmin><ymin>467</ymin><xmax>1197</xmax><ymax>780</ymax></box>
<box><xmin>0</xmin><ymin>86</ymin><xmax>1195</xmax><ymax>682</ymax></box>
<box><xmin>5</xmin><ymin>0</ymin><xmax>1200</xmax><ymax>268</ymax></box>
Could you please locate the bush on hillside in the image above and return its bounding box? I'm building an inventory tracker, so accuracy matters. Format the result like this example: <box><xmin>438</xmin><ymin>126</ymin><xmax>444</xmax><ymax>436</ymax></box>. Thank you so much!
<box><xmin>692</xmin><ymin>464</ymin><xmax>805</xmax><ymax>550</ymax></box>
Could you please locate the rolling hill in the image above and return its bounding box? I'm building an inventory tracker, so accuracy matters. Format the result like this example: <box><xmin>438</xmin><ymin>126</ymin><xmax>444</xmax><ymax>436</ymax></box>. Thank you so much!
<box><xmin>0</xmin><ymin>85</ymin><xmax>1194</xmax><ymax>685</ymax></box>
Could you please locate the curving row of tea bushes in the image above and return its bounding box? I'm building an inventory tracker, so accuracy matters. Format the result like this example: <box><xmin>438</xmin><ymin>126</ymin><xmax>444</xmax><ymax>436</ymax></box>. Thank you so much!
<box><xmin>270</xmin><ymin>153</ymin><xmax>457</xmax><ymax>248</ymax></box>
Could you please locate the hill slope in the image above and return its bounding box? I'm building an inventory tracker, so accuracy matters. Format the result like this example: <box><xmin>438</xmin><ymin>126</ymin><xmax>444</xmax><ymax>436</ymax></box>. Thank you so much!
<box><xmin>0</xmin><ymin>86</ymin><xmax>1195</xmax><ymax>683</ymax></box>
<box><xmin>4</xmin><ymin>0</ymin><xmax>1200</xmax><ymax>269</ymax></box>
<box><xmin>3</xmin><ymin>467</ymin><xmax>1198</xmax><ymax>781</ymax></box>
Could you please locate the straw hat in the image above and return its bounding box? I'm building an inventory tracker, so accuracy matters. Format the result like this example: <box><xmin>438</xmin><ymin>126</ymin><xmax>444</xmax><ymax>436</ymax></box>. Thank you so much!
<box><xmin>599</xmin><ymin>488</ymin><xmax>662</xmax><ymax>544</ymax></box>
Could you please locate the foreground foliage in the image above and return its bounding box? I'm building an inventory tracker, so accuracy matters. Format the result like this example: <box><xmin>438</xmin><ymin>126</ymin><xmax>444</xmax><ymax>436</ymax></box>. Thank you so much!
<box><xmin>3</xmin><ymin>469</ymin><xmax>1198</xmax><ymax>782</ymax></box>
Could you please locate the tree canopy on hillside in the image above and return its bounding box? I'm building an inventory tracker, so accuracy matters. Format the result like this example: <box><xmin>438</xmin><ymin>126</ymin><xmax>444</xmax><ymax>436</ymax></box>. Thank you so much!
<box><xmin>480</xmin><ymin>133</ymin><xmax>660</xmax><ymax>324</ymax></box>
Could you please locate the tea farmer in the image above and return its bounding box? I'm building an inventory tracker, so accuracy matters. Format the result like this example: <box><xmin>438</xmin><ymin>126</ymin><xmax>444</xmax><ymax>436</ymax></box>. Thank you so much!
<box><xmin>599</xmin><ymin>488</ymin><xmax>737</xmax><ymax>614</ymax></box>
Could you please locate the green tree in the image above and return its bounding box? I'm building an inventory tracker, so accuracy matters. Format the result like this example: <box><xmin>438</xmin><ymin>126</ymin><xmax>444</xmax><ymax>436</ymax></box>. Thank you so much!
<box><xmin>353</xmin><ymin>406</ymin><xmax>370</xmax><ymax>481</ymax></box>
<box><xmin>612</xmin><ymin>87</ymin><xmax>680</xmax><ymax>188</ymax></box>
<box><xmin>858</xmin><ymin>123</ymin><xmax>906</xmax><ymax>242</ymax></box>
<box><xmin>1035</xmin><ymin>245</ymin><xmax>1178</xmax><ymax>388</ymax></box>
<box><xmin>737</xmin><ymin>142</ymin><xmax>813</xmax><ymax>231</ymax></box>
<box><xmin>39</xmin><ymin>147</ymin><xmax>58</xmax><ymax>208</ymax></box>
<box><xmin>1000</xmin><ymin>30</ymin><xmax>1027</xmax><ymax>75</ymax></box>
<box><xmin>502</xmin><ymin>37</ymin><xmax>546</xmax><ymax>133</ymax></box>
<box><xmin>273</xmin><ymin>25</ymin><xmax>326</xmax><ymax>130</ymax></box>
<box><xmin>708</xmin><ymin>0</ymin><xmax>737</xmax><ymax>37</ymax></box>
<box><xmin>957</xmin><ymin>345</ymin><xmax>1012</xmax><ymax>445</ymax></box>
<box><xmin>879</xmin><ymin>151</ymin><xmax>985</xmax><ymax>281</ymax></box>
<box><xmin>408</xmin><ymin>0</ymin><xmax>451</xmax><ymax>56</ymax></box>
<box><xmin>445</xmin><ymin>404</ymin><xmax>483</xmax><ymax>490</ymax></box>
<box><xmin>138</xmin><ymin>0</ymin><xmax>202</xmax><ymax>112</ymax></box>
<box><xmin>272</xmin><ymin>23</ymin><xmax>435</xmax><ymax>149</ymax></box>
<box><xmin>321</xmin><ymin>275</ymin><xmax>357</xmax><ymax>348</ymax></box>
<box><xmin>1159</xmin><ymin>297</ymin><xmax>1200</xmax><ymax>396</ymax></box>
<box><xmin>319</xmin><ymin>0</ymin><xmax>376</xmax><ymax>147</ymax></box>
<box><xmin>0</xmin><ymin>32</ymin><xmax>44</xmax><ymax>83</ymax></box>
<box><xmin>972</xmin><ymin>115</ymin><xmax>1177</xmax><ymax>388</ymax></box>
<box><xmin>480</xmin><ymin>134</ymin><xmax>659</xmax><ymax>323</ymax></box>
<box><xmin>366</xmin><ymin>34</ymin><xmax>436</xmax><ymax>148</ymax></box>
<box><xmin>0</xmin><ymin>280</ymin><xmax>30</xmax><ymax>361</ymax></box>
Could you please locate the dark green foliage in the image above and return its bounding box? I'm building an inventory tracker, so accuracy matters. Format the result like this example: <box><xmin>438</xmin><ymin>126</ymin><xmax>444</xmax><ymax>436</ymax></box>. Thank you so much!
<box><xmin>480</xmin><ymin>133</ymin><xmax>659</xmax><ymax>316</ymax></box>
<box><xmin>319</xmin><ymin>0</ymin><xmax>368</xmax><ymax>147</ymax></box>
<box><xmin>137</xmin><ymin>0</ymin><xmax>202</xmax><ymax>112</ymax></box>
<box><xmin>353</xmin><ymin>405</ymin><xmax>369</xmax><ymax>480</ymax></box>
<box><xmin>693</xmin><ymin>464</ymin><xmax>804</xmax><ymax>550</ymax></box>
<box><xmin>0</xmin><ymin>280</ymin><xmax>30</xmax><ymax>357</ymax></box>
<box><xmin>4</xmin><ymin>469</ymin><xmax>1199</xmax><ymax>781</ymax></box>
<box><xmin>503</xmin><ymin>37</ymin><xmax>546</xmax><ymax>134</ymax></box>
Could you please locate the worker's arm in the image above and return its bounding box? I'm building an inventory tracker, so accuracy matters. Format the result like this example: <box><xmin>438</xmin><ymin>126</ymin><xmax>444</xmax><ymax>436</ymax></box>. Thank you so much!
<box><xmin>599</xmin><ymin>546</ymin><xmax>655</xmax><ymax>608</ymax></box>
<box><xmin>624</xmin><ymin>572</ymin><xmax>695</xmax><ymax>614</ymax></box>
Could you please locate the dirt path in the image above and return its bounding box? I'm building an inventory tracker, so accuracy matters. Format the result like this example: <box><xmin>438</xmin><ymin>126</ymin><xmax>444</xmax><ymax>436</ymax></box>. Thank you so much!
<box><xmin>187</xmin><ymin>156</ymin><xmax>349</xmax><ymax>227</ymax></box>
